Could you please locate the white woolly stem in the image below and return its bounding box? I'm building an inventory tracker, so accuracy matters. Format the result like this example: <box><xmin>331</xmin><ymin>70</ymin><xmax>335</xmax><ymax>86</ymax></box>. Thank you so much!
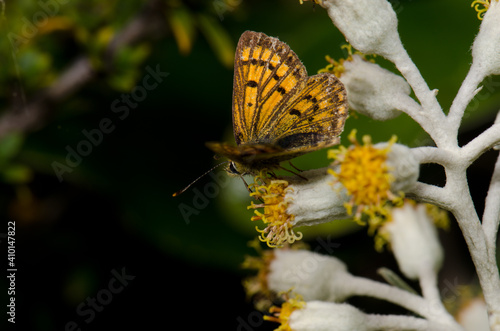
<box><xmin>418</xmin><ymin>265</ymin><xmax>450</xmax><ymax>324</ymax></box>
<box><xmin>364</xmin><ymin>314</ymin><xmax>455</xmax><ymax>331</ymax></box>
<box><xmin>387</xmin><ymin>45</ymin><xmax>451</xmax><ymax>147</ymax></box>
<box><xmin>461</xmin><ymin>122</ymin><xmax>500</xmax><ymax>165</ymax></box>
<box><xmin>483</xmin><ymin>152</ymin><xmax>500</xmax><ymax>249</ymax></box>
<box><xmin>364</xmin><ymin>314</ymin><xmax>429</xmax><ymax>331</ymax></box>
<box><xmin>406</xmin><ymin>182</ymin><xmax>451</xmax><ymax>209</ymax></box>
<box><xmin>482</xmin><ymin>112</ymin><xmax>500</xmax><ymax>249</ymax></box>
<box><xmin>342</xmin><ymin>275</ymin><xmax>460</xmax><ymax>327</ymax></box>
<box><xmin>444</xmin><ymin>164</ymin><xmax>500</xmax><ymax>329</ymax></box>
<box><xmin>447</xmin><ymin>64</ymin><xmax>486</xmax><ymax>138</ymax></box>
<box><xmin>381</xmin><ymin>26</ymin><xmax>500</xmax><ymax>325</ymax></box>
<box><xmin>411</xmin><ymin>146</ymin><xmax>453</xmax><ymax>167</ymax></box>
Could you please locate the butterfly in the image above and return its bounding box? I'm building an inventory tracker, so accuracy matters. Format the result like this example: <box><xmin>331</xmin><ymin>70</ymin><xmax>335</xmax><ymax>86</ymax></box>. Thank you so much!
<box><xmin>207</xmin><ymin>31</ymin><xmax>348</xmax><ymax>178</ymax></box>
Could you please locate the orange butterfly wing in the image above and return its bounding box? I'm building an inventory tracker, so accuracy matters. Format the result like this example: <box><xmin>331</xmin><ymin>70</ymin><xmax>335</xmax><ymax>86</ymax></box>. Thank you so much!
<box><xmin>207</xmin><ymin>31</ymin><xmax>348</xmax><ymax>171</ymax></box>
<box><xmin>232</xmin><ymin>31</ymin><xmax>308</xmax><ymax>146</ymax></box>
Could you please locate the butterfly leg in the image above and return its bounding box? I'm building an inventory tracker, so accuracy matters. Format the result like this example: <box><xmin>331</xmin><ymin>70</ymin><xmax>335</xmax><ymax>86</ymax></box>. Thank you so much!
<box><xmin>278</xmin><ymin>165</ymin><xmax>308</xmax><ymax>181</ymax></box>
<box><xmin>267</xmin><ymin>171</ymin><xmax>278</xmax><ymax>178</ymax></box>
<box><xmin>241</xmin><ymin>176</ymin><xmax>265</xmax><ymax>203</ymax></box>
<box><xmin>288</xmin><ymin>161</ymin><xmax>304</xmax><ymax>173</ymax></box>
<box><xmin>240</xmin><ymin>176</ymin><xmax>253</xmax><ymax>193</ymax></box>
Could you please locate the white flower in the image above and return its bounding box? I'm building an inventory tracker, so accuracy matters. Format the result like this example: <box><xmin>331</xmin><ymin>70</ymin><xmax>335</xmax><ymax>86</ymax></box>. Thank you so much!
<box><xmin>267</xmin><ymin>249</ymin><xmax>353</xmax><ymax>301</ymax></box>
<box><xmin>287</xmin><ymin>300</ymin><xmax>442</xmax><ymax>331</ymax></box>
<box><xmin>340</xmin><ymin>55</ymin><xmax>410</xmax><ymax>120</ymax></box>
<box><xmin>289</xmin><ymin>301</ymin><xmax>369</xmax><ymax>331</ymax></box>
<box><xmin>383</xmin><ymin>203</ymin><xmax>444</xmax><ymax>280</ymax></box>
<box><xmin>374</xmin><ymin>142</ymin><xmax>420</xmax><ymax>192</ymax></box>
<box><xmin>248</xmin><ymin>168</ymin><xmax>351</xmax><ymax>247</ymax></box>
<box><xmin>286</xmin><ymin>168</ymin><xmax>350</xmax><ymax>227</ymax></box>
<box><xmin>319</xmin><ymin>0</ymin><xmax>402</xmax><ymax>59</ymax></box>
<box><xmin>457</xmin><ymin>298</ymin><xmax>489</xmax><ymax>331</ymax></box>
<box><xmin>471</xmin><ymin>0</ymin><xmax>500</xmax><ymax>77</ymax></box>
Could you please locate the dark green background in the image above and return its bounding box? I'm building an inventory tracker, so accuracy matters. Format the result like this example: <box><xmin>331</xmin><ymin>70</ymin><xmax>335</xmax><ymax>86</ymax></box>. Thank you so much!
<box><xmin>1</xmin><ymin>0</ymin><xmax>499</xmax><ymax>330</ymax></box>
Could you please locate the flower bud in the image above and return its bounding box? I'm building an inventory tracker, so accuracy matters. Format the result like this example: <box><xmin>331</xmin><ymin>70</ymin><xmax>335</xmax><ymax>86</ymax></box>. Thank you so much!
<box><xmin>472</xmin><ymin>0</ymin><xmax>500</xmax><ymax>77</ymax></box>
<box><xmin>457</xmin><ymin>298</ymin><xmax>489</xmax><ymax>331</ymax></box>
<box><xmin>383</xmin><ymin>203</ymin><xmax>444</xmax><ymax>280</ymax></box>
<box><xmin>267</xmin><ymin>249</ymin><xmax>352</xmax><ymax>301</ymax></box>
<box><xmin>319</xmin><ymin>0</ymin><xmax>402</xmax><ymax>59</ymax></box>
<box><xmin>340</xmin><ymin>55</ymin><xmax>410</xmax><ymax>120</ymax></box>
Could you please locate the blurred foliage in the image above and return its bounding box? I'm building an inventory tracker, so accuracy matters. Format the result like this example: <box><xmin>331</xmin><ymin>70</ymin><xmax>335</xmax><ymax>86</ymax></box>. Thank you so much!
<box><xmin>0</xmin><ymin>0</ymin><xmax>499</xmax><ymax>330</ymax></box>
<box><xmin>0</xmin><ymin>133</ymin><xmax>32</xmax><ymax>184</ymax></box>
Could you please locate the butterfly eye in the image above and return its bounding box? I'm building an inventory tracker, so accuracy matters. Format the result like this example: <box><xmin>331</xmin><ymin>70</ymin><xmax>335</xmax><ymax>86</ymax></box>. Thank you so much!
<box><xmin>228</xmin><ymin>162</ymin><xmax>241</xmax><ymax>175</ymax></box>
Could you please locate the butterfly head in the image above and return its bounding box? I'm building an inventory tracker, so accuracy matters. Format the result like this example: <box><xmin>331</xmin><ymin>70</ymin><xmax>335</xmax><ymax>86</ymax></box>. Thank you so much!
<box><xmin>226</xmin><ymin>161</ymin><xmax>252</xmax><ymax>177</ymax></box>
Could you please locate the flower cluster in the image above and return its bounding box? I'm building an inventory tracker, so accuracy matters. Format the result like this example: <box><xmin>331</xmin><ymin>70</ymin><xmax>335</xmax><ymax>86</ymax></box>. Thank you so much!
<box><xmin>236</xmin><ymin>0</ymin><xmax>500</xmax><ymax>329</ymax></box>
<box><xmin>241</xmin><ymin>223</ymin><xmax>459</xmax><ymax>330</ymax></box>
<box><xmin>247</xmin><ymin>130</ymin><xmax>419</xmax><ymax>250</ymax></box>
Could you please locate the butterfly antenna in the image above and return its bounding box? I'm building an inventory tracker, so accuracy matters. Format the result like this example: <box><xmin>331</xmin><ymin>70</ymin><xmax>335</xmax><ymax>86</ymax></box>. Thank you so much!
<box><xmin>172</xmin><ymin>161</ymin><xmax>228</xmax><ymax>197</ymax></box>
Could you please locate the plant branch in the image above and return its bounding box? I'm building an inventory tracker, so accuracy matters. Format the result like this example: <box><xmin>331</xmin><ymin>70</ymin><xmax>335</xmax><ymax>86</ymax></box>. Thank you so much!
<box><xmin>461</xmin><ymin>122</ymin><xmax>500</xmax><ymax>166</ymax></box>
<box><xmin>387</xmin><ymin>45</ymin><xmax>451</xmax><ymax>147</ymax></box>
<box><xmin>418</xmin><ymin>265</ymin><xmax>450</xmax><ymax>323</ymax></box>
<box><xmin>406</xmin><ymin>181</ymin><xmax>451</xmax><ymax>210</ymax></box>
<box><xmin>364</xmin><ymin>314</ymin><xmax>431</xmax><ymax>331</ymax></box>
<box><xmin>411</xmin><ymin>146</ymin><xmax>454</xmax><ymax>167</ymax></box>
<box><xmin>483</xmin><ymin>111</ymin><xmax>500</xmax><ymax>249</ymax></box>
<box><xmin>447</xmin><ymin>63</ymin><xmax>485</xmax><ymax>138</ymax></box>
<box><xmin>444</xmin><ymin>166</ymin><xmax>500</xmax><ymax>327</ymax></box>
<box><xmin>345</xmin><ymin>275</ymin><xmax>461</xmax><ymax>328</ymax></box>
<box><xmin>395</xmin><ymin>94</ymin><xmax>442</xmax><ymax>139</ymax></box>
<box><xmin>483</xmin><ymin>150</ymin><xmax>500</xmax><ymax>251</ymax></box>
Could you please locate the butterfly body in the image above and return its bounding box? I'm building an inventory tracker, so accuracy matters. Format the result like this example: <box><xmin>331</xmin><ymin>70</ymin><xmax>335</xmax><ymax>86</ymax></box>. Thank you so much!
<box><xmin>207</xmin><ymin>31</ymin><xmax>348</xmax><ymax>176</ymax></box>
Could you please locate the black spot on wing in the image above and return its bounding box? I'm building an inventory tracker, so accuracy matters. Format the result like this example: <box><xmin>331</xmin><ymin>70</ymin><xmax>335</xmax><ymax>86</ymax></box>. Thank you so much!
<box><xmin>250</xmin><ymin>59</ymin><xmax>266</xmax><ymax>66</ymax></box>
<box><xmin>247</xmin><ymin>80</ymin><xmax>258</xmax><ymax>88</ymax></box>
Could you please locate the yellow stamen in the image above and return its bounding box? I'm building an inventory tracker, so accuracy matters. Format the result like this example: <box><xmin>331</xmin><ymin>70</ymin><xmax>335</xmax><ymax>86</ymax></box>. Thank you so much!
<box><xmin>318</xmin><ymin>45</ymin><xmax>376</xmax><ymax>77</ymax></box>
<box><xmin>248</xmin><ymin>171</ymin><xmax>302</xmax><ymax>248</ymax></box>
<box><xmin>241</xmin><ymin>240</ymin><xmax>276</xmax><ymax>311</ymax></box>
<box><xmin>426</xmin><ymin>203</ymin><xmax>450</xmax><ymax>230</ymax></box>
<box><xmin>299</xmin><ymin>0</ymin><xmax>322</xmax><ymax>5</ymax></box>
<box><xmin>329</xmin><ymin>130</ymin><xmax>396</xmax><ymax>208</ymax></box>
<box><xmin>264</xmin><ymin>295</ymin><xmax>305</xmax><ymax>331</ymax></box>
<box><xmin>328</xmin><ymin>130</ymin><xmax>402</xmax><ymax>251</ymax></box>
<box><xmin>471</xmin><ymin>0</ymin><xmax>493</xmax><ymax>20</ymax></box>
